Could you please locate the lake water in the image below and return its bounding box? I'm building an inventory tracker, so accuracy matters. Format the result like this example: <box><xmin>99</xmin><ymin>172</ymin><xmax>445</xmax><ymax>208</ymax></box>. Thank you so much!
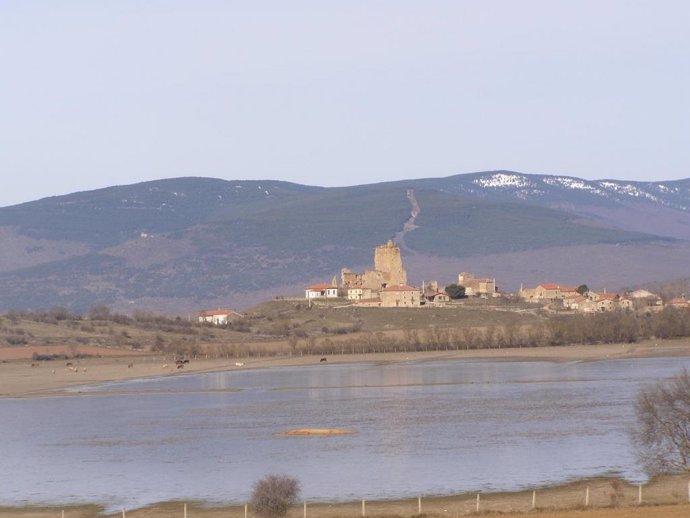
<box><xmin>2</xmin><ymin>356</ymin><xmax>690</xmax><ymax>511</ymax></box>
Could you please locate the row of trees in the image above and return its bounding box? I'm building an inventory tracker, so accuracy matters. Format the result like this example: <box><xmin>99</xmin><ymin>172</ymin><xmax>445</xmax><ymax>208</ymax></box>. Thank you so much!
<box><xmin>278</xmin><ymin>307</ymin><xmax>690</xmax><ymax>357</ymax></box>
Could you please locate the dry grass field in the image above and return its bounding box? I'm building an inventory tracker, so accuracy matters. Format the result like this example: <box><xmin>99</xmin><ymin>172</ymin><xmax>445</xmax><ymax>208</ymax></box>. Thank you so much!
<box><xmin>0</xmin><ymin>301</ymin><xmax>544</xmax><ymax>357</ymax></box>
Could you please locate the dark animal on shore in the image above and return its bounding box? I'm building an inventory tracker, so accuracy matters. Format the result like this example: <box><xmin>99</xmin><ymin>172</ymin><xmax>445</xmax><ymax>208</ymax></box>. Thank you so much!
<box><xmin>30</xmin><ymin>363</ymin><xmax>39</xmax><ymax>368</ymax></box>
<box><xmin>127</xmin><ymin>363</ymin><xmax>134</xmax><ymax>369</ymax></box>
<box><xmin>320</xmin><ymin>357</ymin><xmax>327</xmax><ymax>363</ymax></box>
<box><xmin>175</xmin><ymin>359</ymin><xmax>184</xmax><ymax>366</ymax></box>
<box><xmin>65</xmin><ymin>362</ymin><xmax>73</xmax><ymax>367</ymax></box>
<box><xmin>177</xmin><ymin>364</ymin><xmax>184</xmax><ymax>369</ymax></box>
<box><xmin>183</xmin><ymin>359</ymin><xmax>190</xmax><ymax>364</ymax></box>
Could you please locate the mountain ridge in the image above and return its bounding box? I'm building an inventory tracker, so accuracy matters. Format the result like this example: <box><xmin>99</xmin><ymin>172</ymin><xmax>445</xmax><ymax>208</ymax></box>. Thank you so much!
<box><xmin>0</xmin><ymin>171</ymin><xmax>688</xmax><ymax>313</ymax></box>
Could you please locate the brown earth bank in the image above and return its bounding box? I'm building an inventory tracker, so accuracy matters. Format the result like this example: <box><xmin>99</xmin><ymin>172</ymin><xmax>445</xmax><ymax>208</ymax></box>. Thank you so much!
<box><xmin>3</xmin><ymin>338</ymin><xmax>690</xmax><ymax>398</ymax></box>
<box><xmin>3</xmin><ymin>475</ymin><xmax>690</xmax><ymax>517</ymax></box>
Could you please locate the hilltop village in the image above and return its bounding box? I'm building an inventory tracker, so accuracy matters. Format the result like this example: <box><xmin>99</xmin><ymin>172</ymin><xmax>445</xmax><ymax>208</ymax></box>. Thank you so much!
<box><xmin>199</xmin><ymin>240</ymin><xmax>685</xmax><ymax>324</ymax></box>
<box><xmin>300</xmin><ymin>240</ymin><xmax>680</xmax><ymax>311</ymax></box>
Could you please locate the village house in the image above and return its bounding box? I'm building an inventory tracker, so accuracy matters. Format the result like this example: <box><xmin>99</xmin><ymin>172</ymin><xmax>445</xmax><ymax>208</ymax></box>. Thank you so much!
<box><xmin>519</xmin><ymin>283</ymin><xmax>576</xmax><ymax>302</ymax></box>
<box><xmin>198</xmin><ymin>309</ymin><xmax>242</xmax><ymax>325</ymax></box>
<box><xmin>668</xmin><ymin>297</ymin><xmax>690</xmax><ymax>308</ymax></box>
<box><xmin>423</xmin><ymin>290</ymin><xmax>450</xmax><ymax>305</ymax></box>
<box><xmin>458</xmin><ymin>272</ymin><xmax>497</xmax><ymax>297</ymax></box>
<box><xmin>305</xmin><ymin>283</ymin><xmax>339</xmax><ymax>299</ymax></box>
<box><xmin>619</xmin><ymin>297</ymin><xmax>634</xmax><ymax>311</ymax></box>
<box><xmin>380</xmin><ymin>284</ymin><xmax>421</xmax><ymax>307</ymax></box>
<box><xmin>562</xmin><ymin>295</ymin><xmax>597</xmax><ymax>313</ymax></box>
<box><xmin>347</xmin><ymin>287</ymin><xmax>374</xmax><ymax>301</ymax></box>
<box><xmin>627</xmin><ymin>289</ymin><xmax>664</xmax><ymax>306</ymax></box>
<box><xmin>595</xmin><ymin>293</ymin><xmax>620</xmax><ymax>312</ymax></box>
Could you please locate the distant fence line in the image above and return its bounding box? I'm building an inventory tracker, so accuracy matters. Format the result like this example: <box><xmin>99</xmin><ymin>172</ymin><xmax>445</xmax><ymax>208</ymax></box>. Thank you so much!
<box><xmin>53</xmin><ymin>478</ymin><xmax>690</xmax><ymax>517</ymax></box>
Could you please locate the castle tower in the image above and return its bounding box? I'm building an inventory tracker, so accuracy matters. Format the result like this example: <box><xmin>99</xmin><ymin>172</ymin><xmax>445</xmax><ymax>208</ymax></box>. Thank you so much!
<box><xmin>374</xmin><ymin>240</ymin><xmax>407</xmax><ymax>287</ymax></box>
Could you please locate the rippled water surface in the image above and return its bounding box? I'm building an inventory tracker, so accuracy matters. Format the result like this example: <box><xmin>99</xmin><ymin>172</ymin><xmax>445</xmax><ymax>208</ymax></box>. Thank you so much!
<box><xmin>3</xmin><ymin>356</ymin><xmax>690</xmax><ymax>510</ymax></box>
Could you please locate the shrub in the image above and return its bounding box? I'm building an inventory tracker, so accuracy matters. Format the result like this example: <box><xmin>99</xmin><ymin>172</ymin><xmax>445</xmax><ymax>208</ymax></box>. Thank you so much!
<box><xmin>634</xmin><ymin>369</ymin><xmax>690</xmax><ymax>475</ymax></box>
<box><xmin>250</xmin><ymin>474</ymin><xmax>300</xmax><ymax>518</ymax></box>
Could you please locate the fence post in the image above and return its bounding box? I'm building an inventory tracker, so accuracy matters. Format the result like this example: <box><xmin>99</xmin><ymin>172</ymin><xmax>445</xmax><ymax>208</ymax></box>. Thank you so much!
<box><xmin>304</xmin><ymin>501</ymin><xmax>307</xmax><ymax>518</ymax></box>
<box><xmin>184</xmin><ymin>502</ymin><xmax>187</xmax><ymax>518</ymax></box>
<box><xmin>532</xmin><ymin>490</ymin><xmax>536</xmax><ymax>509</ymax></box>
<box><xmin>362</xmin><ymin>499</ymin><xmax>366</xmax><ymax>517</ymax></box>
<box><xmin>475</xmin><ymin>493</ymin><xmax>480</xmax><ymax>513</ymax></box>
<box><xmin>62</xmin><ymin>511</ymin><xmax>65</xmax><ymax>518</ymax></box>
<box><xmin>418</xmin><ymin>496</ymin><xmax>421</xmax><ymax>515</ymax></box>
<box><xmin>122</xmin><ymin>508</ymin><xmax>126</xmax><ymax>518</ymax></box>
<box><xmin>245</xmin><ymin>503</ymin><xmax>248</xmax><ymax>518</ymax></box>
<box><xmin>638</xmin><ymin>484</ymin><xmax>642</xmax><ymax>504</ymax></box>
<box><xmin>585</xmin><ymin>486</ymin><xmax>590</xmax><ymax>507</ymax></box>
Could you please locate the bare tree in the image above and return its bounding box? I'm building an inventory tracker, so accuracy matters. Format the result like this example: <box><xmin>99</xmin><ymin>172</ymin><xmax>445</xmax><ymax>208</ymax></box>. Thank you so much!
<box><xmin>634</xmin><ymin>370</ymin><xmax>690</xmax><ymax>475</ymax></box>
<box><xmin>250</xmin><ymin>474</ymin><xmax>300</xmax><ymax>518</ymax></box>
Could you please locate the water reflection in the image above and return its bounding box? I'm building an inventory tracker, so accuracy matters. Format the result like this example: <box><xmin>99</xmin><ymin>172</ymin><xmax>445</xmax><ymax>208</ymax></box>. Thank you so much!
<box><xmin>1</xmin><ymin>357</ymin><xmax>688</xmax><ymax>511</ymax></box>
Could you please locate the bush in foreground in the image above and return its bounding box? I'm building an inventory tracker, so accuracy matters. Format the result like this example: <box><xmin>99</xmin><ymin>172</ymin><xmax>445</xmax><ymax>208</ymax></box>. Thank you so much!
<box><xmin>250</xmin><ymin>474</ymin><xmax>300</xmax><ymax>518</ymax></box>
<box><xmin>634</xmin><ymin>369</ymin><xmax>690</xmax><ymax>475</ymax></box>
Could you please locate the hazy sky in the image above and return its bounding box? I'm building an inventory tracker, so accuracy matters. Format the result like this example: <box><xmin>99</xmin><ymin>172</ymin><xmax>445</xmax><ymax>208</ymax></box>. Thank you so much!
<box><xmin>1</xmin><ymin>1</ymin><xmax>689</xmax><ymax>206</ymax></box>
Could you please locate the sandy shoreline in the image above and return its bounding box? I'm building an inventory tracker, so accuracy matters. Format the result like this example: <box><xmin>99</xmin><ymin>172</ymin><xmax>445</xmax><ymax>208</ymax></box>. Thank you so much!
<box><xmin>2</xmin><ymin>475</ymin><xmax>690</xmax><ymax>517</ymax></box>
<box><xmin>2</xmin><ymin>338</ymin><xmax>690</xmax><ymax>398</ymax></box>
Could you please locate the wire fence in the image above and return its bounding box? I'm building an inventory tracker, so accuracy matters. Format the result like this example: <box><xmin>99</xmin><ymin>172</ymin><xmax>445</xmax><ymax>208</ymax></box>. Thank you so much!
<box><xmin>29</xmin><ymin>476</ymin><xmax>690</xmax><ymax>517</ymax></box>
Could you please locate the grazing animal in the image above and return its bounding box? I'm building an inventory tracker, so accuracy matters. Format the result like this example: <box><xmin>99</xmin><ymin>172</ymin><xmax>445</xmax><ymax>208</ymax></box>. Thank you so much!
<box><xmin>175</xmin><ymin>359</ymin><xmax>184</xmax><ymax>366</ymax></box>
<box><xmin>162</xmin><ymin>364</ymin><xmax>168</xmax><ymax>369</ymax></box>
<box><xmin>65</xmin><ymin>362</ymin><xmax>73</xmax><ymax>367</ymax></box>
<box><xmin>182</xmin><ymin>359</ymin><xmax>190</xmax><ymax>364</ymax></box>
<box><xmin>235</xmin><ymin>362</ymin><xmax>244</xmax><ymax>367</ymax></box>
<box><xmin>320</xmin><ymin>357</ymin><xmax>327</xmax><ymax>363</ymax></box>
<box><xmin>31</xmin><ymin>363</ymin><xmax>39</xmax><ymax>368</ymax></box>
<box><xmin>177</xmin><ymin>364</ymin><xmax>184</xmax><ymax>369</ymax></box>
<box><xmin>127</xmin><ymin>363</ymin><xmax>134</xmax><ymax>369</ymax></box>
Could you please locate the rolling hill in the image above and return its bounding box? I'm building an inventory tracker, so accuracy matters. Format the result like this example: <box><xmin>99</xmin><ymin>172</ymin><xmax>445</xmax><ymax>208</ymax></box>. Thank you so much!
<box><xmin>0</xmin><ymin>171</ymin><xmax>688</xmax><ymax>313</ymax></box>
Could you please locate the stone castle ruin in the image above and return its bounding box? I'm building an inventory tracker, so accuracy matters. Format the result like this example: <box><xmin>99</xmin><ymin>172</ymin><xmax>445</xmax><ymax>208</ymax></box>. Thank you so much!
<box><xmin>341</xmin><ymin>240</ymin><xmax>407</xmax><ymax>291</ymax></box>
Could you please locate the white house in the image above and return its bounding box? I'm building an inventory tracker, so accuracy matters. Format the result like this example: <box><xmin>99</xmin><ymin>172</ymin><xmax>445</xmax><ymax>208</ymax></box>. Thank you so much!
<box><xmin>198</xmin><ymin>309</ymin><xmax>241</xmax><ymax>325</ymax></box>
<box><xmin>305</xmin><ymin>283</ymin><xmax>339</xmax><ymax>299</ymax></box>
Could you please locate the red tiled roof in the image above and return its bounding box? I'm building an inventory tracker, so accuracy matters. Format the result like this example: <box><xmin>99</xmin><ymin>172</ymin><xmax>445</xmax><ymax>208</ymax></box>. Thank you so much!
<box><xmin>382</xmin><ymin>284</ymin><xmax>419</xmax><ymax>292</ymax></box>
<box><xmin>669</xmin><ymin>298</ymin><xmax>688</xmax><ymax>304</ymax></box>
<box><xmin>598</xmin><ymin>293</ymin><xmax>619</xmax><ymax>301</ymax></box>
<box><xmin>306</xmin><ymin>283</ymin><xmax>337</xmax><ymax>290</ymax></box>
<box><xmin>539</xmin><ymin>284</ymin><xmax>561</xmax><ymax>290</ymax></box>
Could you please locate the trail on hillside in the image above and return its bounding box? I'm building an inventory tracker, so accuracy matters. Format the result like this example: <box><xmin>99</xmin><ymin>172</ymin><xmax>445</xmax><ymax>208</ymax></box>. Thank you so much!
<box><xmin>393</xmin><ymin>189</ymin><xmax>421</xmax><ymax>254</ymax></box>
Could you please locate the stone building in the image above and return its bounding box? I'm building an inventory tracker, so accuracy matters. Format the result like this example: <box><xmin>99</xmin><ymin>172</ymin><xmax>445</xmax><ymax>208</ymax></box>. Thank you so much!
<box><xmin>380</xmin><ymin>284</ymin><xmax>421</xmax><ymax>307</ymax></box>
<box><xmin>519</xmin><ymin>283</ymin><xmax>576</xmax><ymax>302</ymax></box>
<box><xmin>341</xmin><ymin>240</ymin><xmax>408</xmax><ymax>291</ymax></box>
<box><xmin>458</xmin><ymin>272</ymin><xmax>497</xmax><ymax>297</ymax></box>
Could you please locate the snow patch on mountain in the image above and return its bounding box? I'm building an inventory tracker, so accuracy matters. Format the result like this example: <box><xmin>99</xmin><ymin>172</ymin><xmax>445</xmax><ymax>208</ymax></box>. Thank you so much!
<box><xmin>598</xmin><ymin>182</ymin><xmax>660</xmax><ymax>202</ymax></box>
<box><xmin>542</xmin><ymin>177</ymin><xmax>608</xmax><ymax>196</ymax></box>
<box><xmin>473</xmin><ymin>173</ymin><xmax>531</xmax><ymax>188</ymax></box>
